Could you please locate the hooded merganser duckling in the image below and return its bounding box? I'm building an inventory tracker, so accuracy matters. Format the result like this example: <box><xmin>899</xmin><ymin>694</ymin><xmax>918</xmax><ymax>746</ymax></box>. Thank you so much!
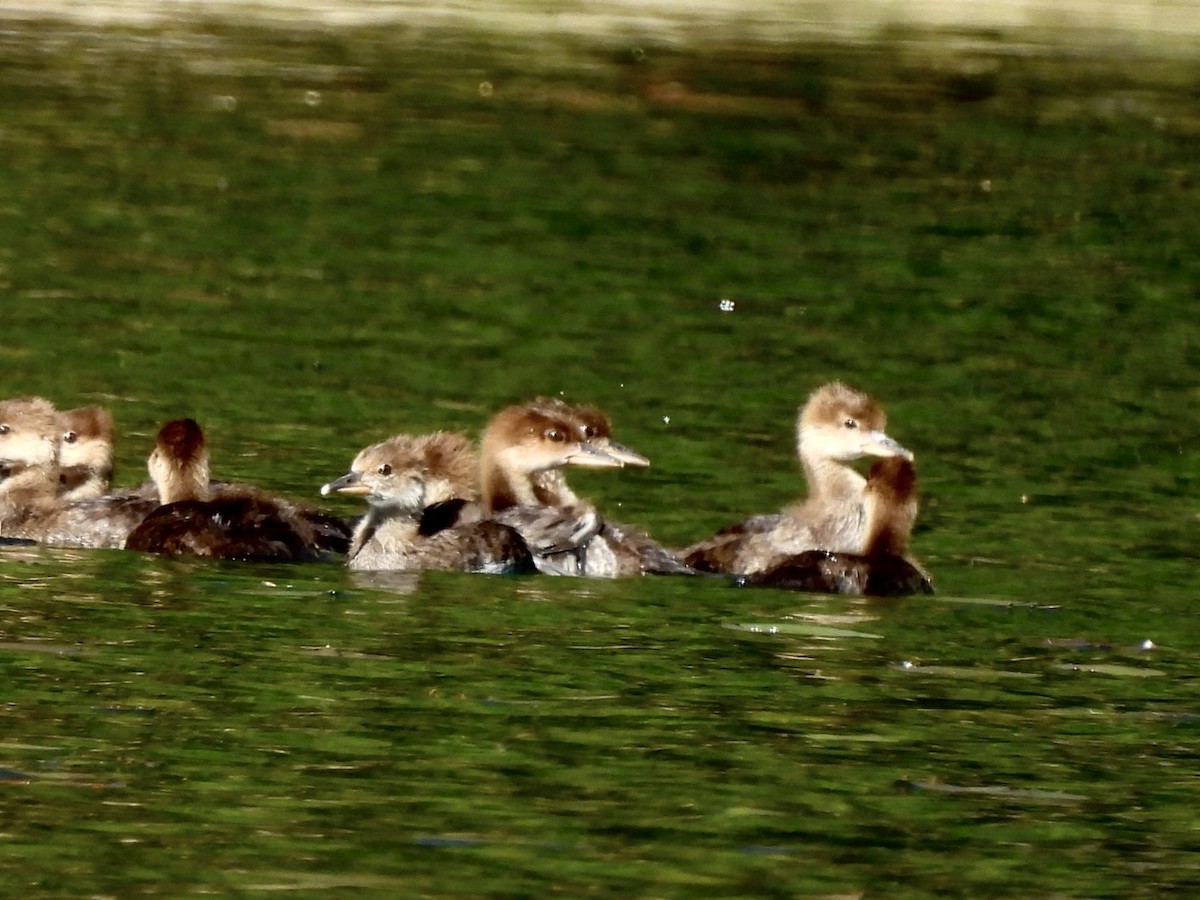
<box><xmin>682</xmin><ymin>382</ymin><xmax>913</xmax><ymax>576</ymax></box>
<box><xmin>57</xmin><ymin>405</ymin><xmax>115</xmax><ymax>502</ymax></box>
<box><xmin>124</xmin><ymin>418</ymin><xmax>337</xmax><ymax>562</ymax></box>
<box><xmin>740</xmin><ymin>457</ymin><xmax>933</xmax><ymax>596</ymax></box>
<box><xmin>321</xmin><ymin>431</ymin><xmax>534</xmax><ymax>574</ymax></box>
<box><xmin>0</xmin><ymin>396</ymin><xmax>157</xmax><ymax>548</ymax></box>
<box><xmin>481</xmin><ymin>397</ymin><xmax>692</xmax><ymax>577</ymax></box>
<box><xmin>0</xmin><ymin>396</ymin><xmax>64</xmax><ymax>538</ymax></box>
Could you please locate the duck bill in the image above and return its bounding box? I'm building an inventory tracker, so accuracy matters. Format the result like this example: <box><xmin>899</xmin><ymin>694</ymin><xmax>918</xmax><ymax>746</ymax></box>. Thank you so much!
<box><xmin>320</xmin><ymin>471</ymin><xmax>369</xmax><ymax>496</ymax></box>
<box><xmin>864</xmin><ymin>431</ymin><xmax>914</xmax><ymax>462</ymax></box>
<box><xmin>565</xmin><ymin>439</ymin><xmax>650</xmax><ymax>469</ymax></box>
<box><xmin>592</xmin><ymin>437</ymin><xmax>650</xmax><ymax>468</ymax></box>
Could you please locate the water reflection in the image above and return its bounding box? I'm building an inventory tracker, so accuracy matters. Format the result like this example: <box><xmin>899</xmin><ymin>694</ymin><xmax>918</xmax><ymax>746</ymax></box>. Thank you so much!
<box><xmin>347</xmin><ymin>569</ymin><xmax>420</xmax><ymax>595</ymax></box>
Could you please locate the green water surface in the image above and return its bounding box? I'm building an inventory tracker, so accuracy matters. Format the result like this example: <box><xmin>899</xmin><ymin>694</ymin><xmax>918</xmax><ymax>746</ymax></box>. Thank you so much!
<box><xmin>1</xmin><ymin>15</ymin><xmax>1198</xmax><ymax>897</ymax></box>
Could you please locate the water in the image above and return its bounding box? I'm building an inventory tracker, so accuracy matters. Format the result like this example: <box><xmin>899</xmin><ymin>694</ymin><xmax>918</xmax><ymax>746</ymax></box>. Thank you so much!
<box><xmin>2</xmin><ymin>14</ymin><xmax>1200</xmax><ymax>897</ymax></box>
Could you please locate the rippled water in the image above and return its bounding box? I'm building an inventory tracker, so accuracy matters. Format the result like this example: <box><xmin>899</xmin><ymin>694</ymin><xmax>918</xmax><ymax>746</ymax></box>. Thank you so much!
<box><xmin>2</xmin><ymin>15</ymin><xmax>1199</xmax><ymax>897</ymax></box>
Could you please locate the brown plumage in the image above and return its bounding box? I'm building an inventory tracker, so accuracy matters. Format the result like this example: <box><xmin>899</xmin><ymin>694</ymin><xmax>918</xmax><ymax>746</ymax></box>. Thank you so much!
<box><xmin>738</xmin><ymin>457</ymin><xmax>933</xmax><ymax>596</ymax></box>
<box><xmin>682</xmin><ymin>382</ymin><xmax>913</xmax><ymax>575</ymax></box>
<box><xmin>321</xmin><ymin>431</ymin><xmax>533</xmax><ymax>574</ymax></box>
<box><xmin>57</xmin><ymin>405</ymin><xmax>116</xmax><ymax>501</ymax></box>
<box><xmin>0</xmin><ymin>396</ymin><xmax>156</xmax><ymax>548</ymax></box>
<box><xmin>125</xmin><ymin>418</ymin><xmax>342</xmax><ymax>562</ymax></box>
<box><xmin>480</xmin><ymin>397</ymin><xmax>692</xmax><ymax>577</ymax></box>
<box><xmin>0</xmin><ymin>397</ymin><xmax>66</xmax><ymax>538</ymax></box>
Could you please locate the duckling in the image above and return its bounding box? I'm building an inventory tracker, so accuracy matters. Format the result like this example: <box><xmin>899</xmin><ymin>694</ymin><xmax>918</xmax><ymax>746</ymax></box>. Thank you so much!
<box><xmin>740</xmin><ymin>457</ymin><xmax>933</xmax><ymax>596</ymax></box>
<box><xmin>57</xmin><ymin>405</ymin><xmax>115</xmax><ymax>501</ymax></box>
<box><xmin>682</xmin><ymin>382</ymin><xmax>912</xmax><ymax>575</ymax></box>
<box><xmin>0</xmin><ymin>397</ymin><xmax>64</xmax><ymax>538</ymax></box>
<box><xmin>124</xmin><ymin>418</ymin><xmax>337</xmax><ymax>562</ymax></box>
<box><xmin>481</xmin><ymin>397</ymin><xmax>692</xmax><ymax>577</ymax></box>
<box><xmin>0</xmin><ymin>396</ymin><xmax>155</xmax><ymax>548</ymax></box>
<box><xmin>321</xmin><ymin>431</ymin><xmax>533</xmax><ymax>574</ymax></box>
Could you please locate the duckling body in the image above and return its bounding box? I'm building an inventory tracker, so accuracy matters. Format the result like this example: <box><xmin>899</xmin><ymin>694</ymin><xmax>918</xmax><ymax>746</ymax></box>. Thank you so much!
<box><xmin>0</xmin><ymin>397</ymin><xmax>156</xmax><ymax>548</ymax></box>
<box><xmin>740</xmin><ymin>457</ymin><xmax>933</xmax><ymax>596</ymax></box>
<box><xmin>125</xmin><ymin>418</ymin><xmax>336</xmax><ymax>562</ymax></box>
<box><xmin>323</xmin><ymin>431</ymin><xmax>532</xmax><ymax>574</ymax></box>
<box><xmin>481</xmin><ymin>397</ymin><xmax>692</xmax><ymax>577</ymax></box>
<box><xmin>683</xmin><ymin>382</ymin><xmax>912</xmax><ymax>575</ymax></box>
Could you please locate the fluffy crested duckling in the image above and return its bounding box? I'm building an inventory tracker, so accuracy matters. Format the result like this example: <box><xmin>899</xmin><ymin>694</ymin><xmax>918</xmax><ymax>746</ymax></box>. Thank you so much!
<box><xmin>0</xmin><ymin>396</ymin><xmax>64</xmax><ymax>537</ymax></box>
<box><xmin>682</xmin><ymin>382</ymin><xmax>912</xmax><ymax>575</ymax></box>
<box><xmin>0</xmin><ymin>396</ymin><xmax>155</xmax><ymax>548</ymax></box>
<box><xmin>125</xmin><ymin>418</ymin><xmax>341</xmax><ymax>562</ymax></box>
<box><xmin>321</xmin><ymin>430</ymin><xmax>534</xmax><ymax>574</ymax></box>
<box><xmin>481</xmin><ymin>397</ymin><xmax>692</xmax><ymax>577</ymax></box>
<box><xmin>56</xmin><ymin>405</ymin><xmax>116</xmax><ymax>501</ymax></box>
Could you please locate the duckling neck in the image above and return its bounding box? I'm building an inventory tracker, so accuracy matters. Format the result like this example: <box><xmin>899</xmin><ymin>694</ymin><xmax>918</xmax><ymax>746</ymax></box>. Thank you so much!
<box><xmin>159</xmin><ymin>464</ymin><xmax>211</xmax><ymax>505</ymax></box>
<box><xmin>865</xmin><ymin>524</ymin><xmax>906</xmax><ymax>557</ymax></box>
<box><xmin>0</xmin><ymin>468</ymin><xmax>60</xmax><ymax>534</ymax></box>
<box><xmin>530</xmin><ymin>469</ymin><xmax>581</xmax><ymax>508</ymax></box>
<box><xmin>480</xmin><ymin>452</ymin><xmax>537</xmax><ymax>513</ymax></box>
<box><xmin>59</xmin><ymin>466</ymin><xmax>111</xmax><ymax>501</ymax></box>
<box><xmin>348</xmin><ymin>505</ymin><xmax>421</xmax><ymax>562</ymax></box>
<box><xmin>862</xmin><ymin>496</ymin><xmax>915</xmax><ymax>558</ymax></box>
<box><xmin>801</xmin><ymin>455</ymin><xmax>867</xmax><ymax>505</ymax></box>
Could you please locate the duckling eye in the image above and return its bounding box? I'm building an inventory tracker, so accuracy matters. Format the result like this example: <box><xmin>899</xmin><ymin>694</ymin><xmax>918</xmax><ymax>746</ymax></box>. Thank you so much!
<box><xmin>63</xmin><ymin>431</ymin><xmax>78</xmax><ymax>444</ymax></box>
<box><xmin>377</xmin><ymin>463</ymin><xmax>392</xmax><ymax>476</ymax></box>
<box><xmin>545</xmin><ymin>428</ymin><xmax>565</xmax><ymax>443</ymax></box>
<box><xmin>0</xmin><ymin>424</ymin><xmax>9</xmax><ymax>435</ymax></box>
<box><xmin>581</xmin><ymin>425</ymin><xmax>596</xmax><ymax>439</ymax></box>
<box><xmin>843</xmin><ymin>418</ymin><xmax>859</xmax><ymax>429</ymax></box>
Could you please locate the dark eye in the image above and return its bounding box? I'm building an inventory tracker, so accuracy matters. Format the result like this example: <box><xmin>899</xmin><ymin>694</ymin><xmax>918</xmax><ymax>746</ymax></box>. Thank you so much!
<box><xmin>582</xmin><ymin>425</ymin><xmax>596</xmax><ymax>439</ymax></box>
<box><xmin>844</xmin><ymin>418</ymin><xmax>859</xmax><ymax>429</ymax></box>
<box><xmin>378</xmin><ymin>463</ymin><xmax>392</xmax><ymax>476</ymax></box>
<box><xmin>63</xmin><ymin>431</ymin><xmax>78</xmax><ymax>444</ymax></box>
<box><xmin>545</xmin><ymin>428</ymin><xmax>565</xmax><ymax>443</ymax></box>
<box><xmin>0</xmin><ymin>424</ymin><xmax>9</xmax><ymax>435</ymax></box>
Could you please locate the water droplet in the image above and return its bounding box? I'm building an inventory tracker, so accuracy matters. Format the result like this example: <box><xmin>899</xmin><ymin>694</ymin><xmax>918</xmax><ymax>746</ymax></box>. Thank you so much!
<box><xmin>212</xmin><ymin>95</ymin><xmax>237</xmax><ymax>112</ymax></box>
<box><xmin>1140</xmin><ymin>639</ymin><xmax>1155</xmax><ymax>651</ymax></box>
<box><xmin>304</xmin><ymin>90</ymin><xmax>321</xmax><ymax>107</ymax></box>
<box><xmin>662</xmin><ymin>415</ymin><xmax>670</xmax><ymax>425</ymax></box>
<box><xmin>479</xmin><ymin>81</ymin><xmax>494</xmax><ymax>98</ymax></box>
<box><xmin>718</xmin><ymin>298</ymin><xmax>735</xmax><ymax>312</ymax></box>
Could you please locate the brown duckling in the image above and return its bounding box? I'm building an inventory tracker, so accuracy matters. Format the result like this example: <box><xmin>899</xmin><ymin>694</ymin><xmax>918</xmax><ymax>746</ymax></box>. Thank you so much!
<box><xmin>321</xmin><ymin>430</ymin><xmax>533</xmax><ymax>574</ymax></box>
<box><xmin>0</xmin><ymin>396</ymin><xmax>155</xmax><ymax>548</ymax></box>
<box><xmin>739</xmin><ymin>457</ymin><xmax>933</xmax><ymax>596</ymax></box>
<box><xmin>125</xmin><ymin>418</ymin><xmax>338</xmax><ymax>562</ymax></box>
<box><xmin>56</xmin><ymin>405</ymin><xmax>116</xmax><ymax>501</ymax></box>
<box><xmin>481</xmin><ymin>397</ymin><xmax>692</xmax><ymax>577</ymax></box>
<box><xmin>682</xmin><ymin>382</ymin><xmax>912</xmax><ymax>575</ymax></box>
